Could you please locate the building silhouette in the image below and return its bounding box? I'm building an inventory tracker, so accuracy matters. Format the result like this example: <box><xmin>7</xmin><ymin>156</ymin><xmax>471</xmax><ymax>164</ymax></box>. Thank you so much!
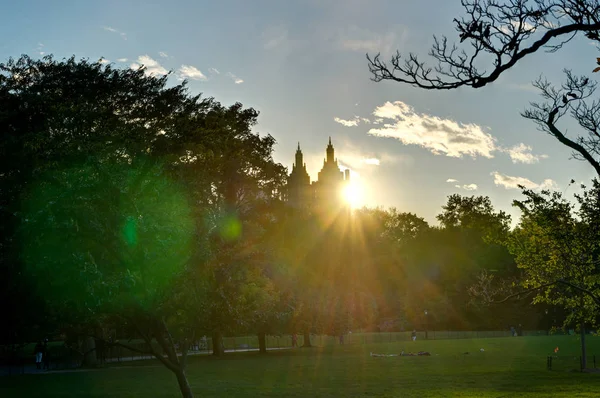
<box><xmin>285</xmin><ymin>137</ymin><xmax>350</xmax><ymax>214</ymax></box>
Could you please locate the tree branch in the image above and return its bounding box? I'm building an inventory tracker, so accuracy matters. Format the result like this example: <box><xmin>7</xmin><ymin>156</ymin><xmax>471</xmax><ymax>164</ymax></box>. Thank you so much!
<box><xmin>546</xmin><ymin>107</ymin><xmax>600</xmax><ymax>177</ymax></box>
<box><xmin>367</xmin><ymin>1</ymin><xmax>600</xmax><ymax>90</ymax></box>
<box><xmin>495</xmin><ymin>279</ymin><xmax>600</xmax><ymax>306</ymax></box>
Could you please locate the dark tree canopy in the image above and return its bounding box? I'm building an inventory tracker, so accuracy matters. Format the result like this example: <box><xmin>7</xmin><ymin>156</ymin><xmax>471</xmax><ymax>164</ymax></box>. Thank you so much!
<box><xmin>0</xmin><ymin>55</ymin><xmax>287</xmax><ymax>397</ymax></box>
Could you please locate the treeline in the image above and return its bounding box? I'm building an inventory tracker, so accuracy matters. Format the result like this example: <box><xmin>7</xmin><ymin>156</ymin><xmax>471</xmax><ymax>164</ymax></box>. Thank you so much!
<box><xmin>0</xmin><ymin>55</ymin><xmax>561</xmax><ymax>396</ymax></box>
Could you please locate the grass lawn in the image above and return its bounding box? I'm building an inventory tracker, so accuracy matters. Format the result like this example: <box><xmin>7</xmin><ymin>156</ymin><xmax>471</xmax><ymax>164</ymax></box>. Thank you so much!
<box><xmin>2</xmin><ymin>335</ymin><xmax>600</xmax><ymax>397</ymax></box>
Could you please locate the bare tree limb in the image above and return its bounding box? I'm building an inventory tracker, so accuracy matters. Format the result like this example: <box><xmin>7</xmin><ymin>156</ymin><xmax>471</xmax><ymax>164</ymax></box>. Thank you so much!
<box><xmin>368</xmin><ymin>0</ymin><xmax>600</xmax><ymax>89</ymax></box>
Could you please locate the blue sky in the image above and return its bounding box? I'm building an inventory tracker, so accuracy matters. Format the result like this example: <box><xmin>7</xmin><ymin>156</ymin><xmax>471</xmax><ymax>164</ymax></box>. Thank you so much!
<box><xmin>2</xmin><ymin>0</ymin><xmax>596</xmax><ymax>224</ymax></box>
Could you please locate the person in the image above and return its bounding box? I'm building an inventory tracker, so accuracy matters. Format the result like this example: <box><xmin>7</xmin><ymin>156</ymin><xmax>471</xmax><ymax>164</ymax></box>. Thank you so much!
<box><xmin>411</xmin><ymin>330</ymin><xmax>417</xmax><ymax>341</ymax></box>
<box><xmin>517</xmin><ymin>324</ymin><xmax>523</xmax><ymax>337</ymax></box>
<box><xmin>34</xmin><ymin>341</ymin><xmax>44</xmax><ymax>370</ymax></box>
<box><xmin>339</xmin><ymin>333</ymin><xmax>344</xmax><ymax>345</ymax></box>
<box><xmin>291</xmin><ymin>334</ymin><xmax>297</xmax><ymax>347</ymax></box>
<box><xmin>510</xmin><ymin>326</ymin><xmax>516</xmax><ymax>337</ymax></box>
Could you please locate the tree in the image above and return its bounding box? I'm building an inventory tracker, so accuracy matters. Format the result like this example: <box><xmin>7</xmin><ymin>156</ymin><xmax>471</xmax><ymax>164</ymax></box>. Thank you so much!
<box><xmin>506</xmin><ymin>182</ymin><xmax>600</xmax><ymax>367</ymax></box>
<box><xmin>367</xmin><ymin>0</ymin><xmax>600</xmax><ymax>177</ymax></box>
<box><xmin>20</xmin><ymin>157</ymin><xmax>202</xmax><ymax>394</ymax></box>
<box><xmin>368</xmin><ymin>0</ymin><xmax>600</xmax><ymax>90</ymax></box>
<box><xmin>1</xmin><ymin>55</ymin><xmax>286</xmax><ymax>396</ymax></box>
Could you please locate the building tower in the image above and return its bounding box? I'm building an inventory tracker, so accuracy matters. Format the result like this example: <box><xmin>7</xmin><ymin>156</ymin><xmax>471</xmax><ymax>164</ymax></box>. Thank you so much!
<box><xmin>285</xmin><ymin>138</ymin><xmax>350</xmax><ymax>213</ymax></box>
<box><xmin>314</xmin><ymin>137</ymin><xmax>349</xmax><ymax>212</ymax></box>
<box><xmin>286</xmin><ymin>142</ymin><xmax>311</xmax><ymax>208</ymax></box>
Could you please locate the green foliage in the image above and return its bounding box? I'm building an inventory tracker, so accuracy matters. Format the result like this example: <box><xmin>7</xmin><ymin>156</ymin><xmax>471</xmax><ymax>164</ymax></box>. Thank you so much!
<box><xmin>508</xmin><ymin>182</ymin><xmax>600</xmax><ymax>327</ymax></box>
<box><xmin>1</xmin><ymin>55</ymin><xmax>288</xmax><ymax>394</ymax></box>
<box><xmin>19</xmin><ymin>159</ymin><xmax>196</xmax><ymax>319</ymax></box>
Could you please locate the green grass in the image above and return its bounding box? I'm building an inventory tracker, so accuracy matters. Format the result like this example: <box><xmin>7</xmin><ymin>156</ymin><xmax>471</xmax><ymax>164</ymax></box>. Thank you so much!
<box><xmin>2</xmin><ymin>335</ymin><xmax>600</xmax><ymax>397</ymax></box>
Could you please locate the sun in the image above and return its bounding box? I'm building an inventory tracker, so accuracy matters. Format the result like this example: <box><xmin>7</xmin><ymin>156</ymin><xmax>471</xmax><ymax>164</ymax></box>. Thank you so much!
<box><xmin>343</xmin><ymin>181</ymin><xmax>363</xmax><ymax>209</ymax></box>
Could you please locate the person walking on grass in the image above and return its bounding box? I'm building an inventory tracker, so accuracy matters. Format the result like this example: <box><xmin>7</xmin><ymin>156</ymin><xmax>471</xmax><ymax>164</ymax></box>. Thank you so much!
<box><xmin>34</xmin><ymin>341</ymin><xmax>44</xmax><ymax>370</ymax></box>
<box><xmin>411</xmin><ymin>330</ymin><xmax>417</xmax><ymax>341</ymax></box>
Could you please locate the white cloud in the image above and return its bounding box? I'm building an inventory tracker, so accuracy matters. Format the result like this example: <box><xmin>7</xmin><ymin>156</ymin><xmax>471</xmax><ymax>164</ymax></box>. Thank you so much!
<box><xmin>99</xmin><ymin>58</ymin><xmax>110</xmax><ymax>64</ymax></box>
<box><xmin>209</xmin><ymin>67</ymin><xmax>220</xmax><ymax>75</ymax></box>
<box><xmin>323</xmin><ymin>142</ymin><xmax>391</xmax><ymax>170</ymax></box>
<box><xmin>102</xmin><ymin>26</ymin><xmax>127</xmax><ymax>40</ymax></box>
<box><xmin>178</xmin><ymin>65</ymin><xmax>207</xmax><ymax>81</ymax></box>
<box><xmin>368</xmin><ymin>101</ymin><xmax>496</xmax><ymax>158</ymax></box>
<box><xmin>334</xmin><ymin>116</ymin><xmax>371</xmax><ymax>127</ymax></box>
<box><xmin>159</xmin><ymin>51</ymin><xmax>168</xmax><ymax>58</ymax></box>
<box><xmin>117</xmin><ymin>58</ymin><xmax>128</xmax><ymax>62</ymax></box>
<box><xmin>500</xmin><ymin>20</ymin><xmax>536</xmax><ymax>35</ymax></box>
<box><xmin>334</xmin><ymin>117</ymin><xmax>360</xmax><ymax>127</ymax></box>
<box><xmin>130</xmin><ymin>55</ymin><xmax>168</xmax><ymax>77</ymax></box>
<box><xmin>462</xmin><ymin>184</ymin><xmax>478</xmax><ymax>191</ymax></box>
<box><xmin>504</xmin><ymin>143</ymin><xmax>548</xmax><ymax>164</ymax></box>
<box><xmin>539</xmin><ymin>179</ymin><xmax>559</xmax><ymax>190</ymax></box>
<box><xmin>491</xmin><ymin>171</ymin><xmax>557</xmax><ymax>190</ymax></box>
<box><xmin>362</xmin><ymin>158</ymin><xmax>381</xmax><ymax>165</ymax></box>
<box><xmin>446</xmin><ymin>178</ymin><xmax>459</xmax><ymax>183</ymax></box>
<box><xmin>227</xmin><ymin>72</ymin><xmax>244</xmax><ymax>84</ymax></box>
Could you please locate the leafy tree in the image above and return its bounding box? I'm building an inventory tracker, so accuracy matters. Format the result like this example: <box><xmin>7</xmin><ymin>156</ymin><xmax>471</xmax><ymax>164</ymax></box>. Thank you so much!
<box><xmin>506</xmin><ymin>182</ymin><xmax>600</xmax><ymax>367</ymax></box>
<box><xmin>367</xmin><ymin>0</ymin><xmax>600</xmax><ymax>177</ymax></box>
<box><xmin>1</xmin><ymin>55</ymin><xmax>286</xmax><ymax>396</ymax></box>
<box><xmin>382</xmin><ymin>208</ymin><xmax>430</xmax><ymax>246</ymax></box>
<box><xmin>399</xmin><ymin>195</ymin><xmax>518</xmax><ymax>330</ymax></box>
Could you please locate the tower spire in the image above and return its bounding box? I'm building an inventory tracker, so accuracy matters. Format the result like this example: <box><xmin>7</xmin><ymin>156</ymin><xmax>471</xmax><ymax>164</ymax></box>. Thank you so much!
<box><xmin>295</xmin><ymin>142</ymin><xmax>304</xmax><ymax>169</ymax></box>
<box><xmin>326</xmin><ymin>137</ymin><xmax>334</xmax><ymax>162</ymax></box>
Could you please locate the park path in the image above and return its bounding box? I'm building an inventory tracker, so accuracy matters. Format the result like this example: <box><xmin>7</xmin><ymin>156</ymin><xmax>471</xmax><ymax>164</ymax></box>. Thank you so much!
<box><xmin>1</xmin><ymin>346</ymin><xmax>291</xmax><ymax>376</ymax></box>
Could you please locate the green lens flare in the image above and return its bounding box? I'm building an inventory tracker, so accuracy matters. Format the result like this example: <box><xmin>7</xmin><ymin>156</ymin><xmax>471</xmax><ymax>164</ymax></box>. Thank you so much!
<box><xmin>123</xmin><ymin>216</ymin><xmax>138</xmax><ymax>246</ymax></box>
<box><xmin>219</xmin><ymin>216</ymin><xmax>242</xmax><ymax>240</ymax></box>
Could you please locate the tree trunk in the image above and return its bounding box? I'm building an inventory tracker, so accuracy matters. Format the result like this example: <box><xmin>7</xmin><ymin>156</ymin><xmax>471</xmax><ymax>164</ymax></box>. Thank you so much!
<box><xmin>81</xmin><ymin>336</ymin><xmax>97</xmax><ymax>367</ymax></box>
<box><xmin>302</xmin><ymin>331</ymin><xmax>312</xmax><ymax>347</ymax></box>
<box><xmin>180</xmin><ymin>340</ymin><xmax>189</xmax><ymax>370</ymax></box>
<box><xmin>581</xmin><ymin>321</ymin><xmax>587</xmax><ymax>369</ymax></box>
<box><xmin>258</xmin><ymin>332</ymin><xmax>267</xmax><ymax>354</ymax></box>
<box><xmin>212</xmin><ymin>331</ymin><xmax>224</xmax><ymax>356</ymax></box>
<box><xmin>175</xmin><ymin>367</ymin><xmax>194</xmax><ymax>398</ymax></box>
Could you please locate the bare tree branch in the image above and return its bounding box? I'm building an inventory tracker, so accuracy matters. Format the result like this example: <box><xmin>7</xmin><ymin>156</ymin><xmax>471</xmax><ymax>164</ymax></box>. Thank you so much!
<box><xmin>495</xmin><ymin>279</ymin><xmax>600</xmax><ymax>306</ymax></box>
<box><xmin>368</xmin><ymin>0</ymin><xmax>600</xmax><ymax>90</ymax></box>
<box><xmin>521</xmin><ymin>70</ymin><xmax>600</xmax><ymax>176</ymax></box>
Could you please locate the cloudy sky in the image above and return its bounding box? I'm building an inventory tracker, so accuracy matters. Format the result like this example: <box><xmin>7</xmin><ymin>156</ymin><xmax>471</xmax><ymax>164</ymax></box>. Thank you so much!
<box><xmin>2</xmin><ymin>0</ymin><xmax>596</xmax><ymax>224</ymax></box>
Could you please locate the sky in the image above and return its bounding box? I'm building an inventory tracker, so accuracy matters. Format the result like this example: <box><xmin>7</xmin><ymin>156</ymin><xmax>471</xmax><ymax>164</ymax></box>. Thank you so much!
<box><xmin>1</xmin><ymin>0</ymin><xmax>596</xmax><ymax>225</ymax></box>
